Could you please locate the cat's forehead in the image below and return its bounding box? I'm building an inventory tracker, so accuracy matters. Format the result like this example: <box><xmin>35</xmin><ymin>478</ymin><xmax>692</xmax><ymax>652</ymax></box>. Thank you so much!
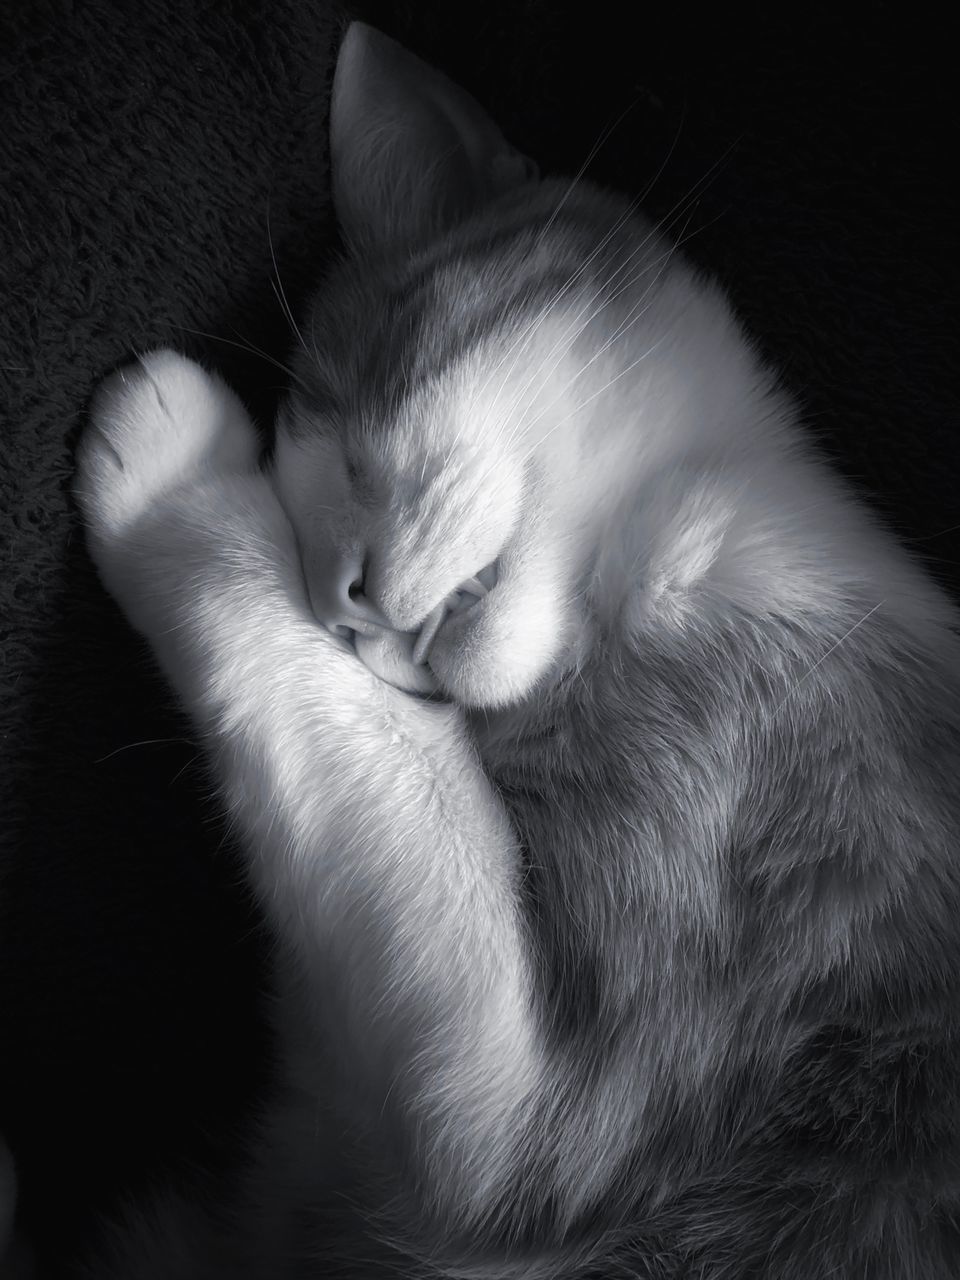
<box><xmin>306</xmin><ymin>259</ymin><xmax>551</xmax><ymax>419</ymax></box>
<box><xmin>289</xmin><ymin>183</ymin><xmax>636</xmax><ymax>433</ymax></box>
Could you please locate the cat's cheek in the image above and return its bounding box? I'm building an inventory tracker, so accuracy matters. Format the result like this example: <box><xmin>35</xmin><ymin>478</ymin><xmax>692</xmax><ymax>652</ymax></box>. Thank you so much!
<box><xmin>429</xmin><ymin>591</ymin><xmax>568</xmax><ymax>710</ymax></box>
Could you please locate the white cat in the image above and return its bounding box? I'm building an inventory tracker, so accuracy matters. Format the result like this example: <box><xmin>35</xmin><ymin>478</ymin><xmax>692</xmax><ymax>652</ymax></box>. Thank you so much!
<box><xmin>57</xmin><ymin>21</ymin><xmax>960</xmax><ymax>1279</ymax></box>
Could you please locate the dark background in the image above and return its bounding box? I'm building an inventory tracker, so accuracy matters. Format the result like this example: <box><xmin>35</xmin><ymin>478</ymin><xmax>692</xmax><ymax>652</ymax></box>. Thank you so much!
<box><xmin>1</xmin><ymin>0</ymin><xmax>957</xmax><ymax>1271</ymax></box>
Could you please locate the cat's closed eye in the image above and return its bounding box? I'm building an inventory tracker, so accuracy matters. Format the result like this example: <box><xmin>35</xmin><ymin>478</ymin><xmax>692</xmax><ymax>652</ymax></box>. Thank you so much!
<box><xmin>52</xmin><ymin>14</ymin><xmax>960</xmax><ymax>1280</ymax></box>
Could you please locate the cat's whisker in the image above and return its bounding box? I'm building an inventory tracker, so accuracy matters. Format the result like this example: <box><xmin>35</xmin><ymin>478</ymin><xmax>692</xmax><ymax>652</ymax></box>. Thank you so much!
<box><xmin>169</xmin><ymin>752</ymin><xmax>202</xmax><ymax>788</ymax></box>
<box><xmin>900</xmin><ymin>522</ymin><xmax>960</xmax><ymax>544</ymax></box>
<box><xmin>769</xmin><ymin>601</ymin><xmax>886</xmax><ymax>720</ymax></box>
<box><xmin>596</xmin><ymin>204</ymin><xmax>711</xmax><ymax>318</ymax></box>
<box><xmin>646</xmin><ymin>131</ymin><xmax>741</xmax><ymax>236</ymax></box>
<box><xmin>509</xmin><ymin>210</ymin><xmax>701</xmax><ymax>446</ymax></box>
<box><xmin>73</xmin><ymin>25</ymin><xmax>960</xmax><ymax>1273</ymax></box>
<box><xmin>479</xmin><ymin>237</ymin><xmax>659</xmax><ymax>458</ymax></box>
<box><xmin>510</xmin><ymin>111</ymin><xmax>697</xmax><ymax>382</ymax></box>
<box><xmin>502</xmin><ymin>251</ymin><xmax>646</xmax><ymax>418</ymax></box>
<box><xmin>173</xmin><ymin>324</ymin><xmax>310</xmax><ymax>393</ymax></box>
<box><xmin>532</xmin><ymin>96</ymin><xmax>643</xmax><ymax>248</ymax></box>
<box><xmin>516</xmin><ymin>334</ymin><xmax>670</xmax><ymax>470</ymax></box>
<box><xmin>468</xmin><ymin>233</ymin><xmax>689</xmax><ymax>494</ymax></box>
<box><xmin>271</xmin><ymin>281</ymin><xmax>305</xmax><ymax>352</ymax></box>
<box><xmin>510</xmin><ymin>231</ymin><xmax>689</xmax><ymax>436</ymax></box>
<box><xmin>94</xmin><ymin>736</ymin><xmax>197</xmax><ymax>764</ymax></box>
<box><xmin>632</xmin><ymin>102</ymin><xmax>689</xmax><ymax>218</ymax></box>
<box><xmin>477</xmin><ymin>196</ymin><xmax>727</xmax><ymax>492</ymax></box>
<box><xmin>466</xmin><ymin>220</ymin><xmax>634</xmax><ymax>452</ymax></box>
<box><xmin>495</xmin><ymin>196</ymin><xmax>661</xmax><ymax>380</ymax></box>
<box><xmin>478</xmin><ymin>143</ymin><xmax>736</xmax><ymax>456</ymax></box>
<box><xmin>516</xmin><ymin>90</ymin><xmax>683</xmax><ymax>323</ymax></box>
<box><xmin>471</xmin><ymin>191</ymin><xmax>653</xmax><ymax>428</ymax></box>
<box><xmin>266</xmin><ymin>199</ymin><xmax>312</xmax><ymax>366</ymax></box>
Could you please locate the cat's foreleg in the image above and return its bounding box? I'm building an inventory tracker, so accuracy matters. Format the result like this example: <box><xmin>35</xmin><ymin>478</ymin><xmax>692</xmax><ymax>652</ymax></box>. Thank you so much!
<box><xmin>74</xmin><ymin>351</ymin><xmax>539</xmax><ymax>1225</ymax></box>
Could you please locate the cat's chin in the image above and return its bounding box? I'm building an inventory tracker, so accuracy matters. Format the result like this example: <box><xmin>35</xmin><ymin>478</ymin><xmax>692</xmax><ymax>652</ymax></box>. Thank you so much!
<box><xmin>347</xmin><ymin>574</ymin><xmax>568</xmax><ymax>710</ymax></box>
<box><xmin>428</xmin><ymin>609</ymin><xmax>552</xmax><ymax>711</ymax></box>
<box><xmin>350</xmin><ymin>615</ymin><xmax>521</xmax><ymax>710</ymax></box>
<box><xmin>429</xmin><ymin>643</ymin><xmax>534</xmax><ymax>711</ymax></box>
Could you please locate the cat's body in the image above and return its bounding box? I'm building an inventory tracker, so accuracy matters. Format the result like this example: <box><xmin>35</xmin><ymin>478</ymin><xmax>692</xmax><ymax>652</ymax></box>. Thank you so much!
<box><xmin>49</xmin><ymin>22</ymin><xmax>960</xmax><ymax>1279</ymax></box>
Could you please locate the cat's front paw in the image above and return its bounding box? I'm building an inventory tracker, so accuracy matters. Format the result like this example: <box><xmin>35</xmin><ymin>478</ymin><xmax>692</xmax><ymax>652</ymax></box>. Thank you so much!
<box><xmin>75</xmin><ymin>349</ymin><xmax>260</xmax><ymax>548</ymax></box>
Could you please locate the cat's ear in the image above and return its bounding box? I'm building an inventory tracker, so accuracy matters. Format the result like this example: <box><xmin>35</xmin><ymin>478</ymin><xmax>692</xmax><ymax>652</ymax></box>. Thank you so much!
<box><xmin>330</xmin><ymin>22</ymin><xmax>538</xmax><ymax>253</ymax></box>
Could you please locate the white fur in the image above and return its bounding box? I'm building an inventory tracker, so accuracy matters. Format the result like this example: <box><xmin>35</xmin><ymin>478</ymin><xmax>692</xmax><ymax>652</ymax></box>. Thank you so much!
<box><xmin>72</xmin><ymin>274</ymin><xmax>959</xmax><ymax>1273</ymax></box>
<box><xmin>76</xmin><ymin>353</ymin><xmax>542</xmax><ymax>1254</ymax></box>
<box><xmin>63</xmin><ymin>23</ymin><xmax>960</xmax><ymax>1275</ymax></box>
<box><xmin>276</xmin><ymin>263</ymin><xmax>955</xmax><ymax>715</ymax></box>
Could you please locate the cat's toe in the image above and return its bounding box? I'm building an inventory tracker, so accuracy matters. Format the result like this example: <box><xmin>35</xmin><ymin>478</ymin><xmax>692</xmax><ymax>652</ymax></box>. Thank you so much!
<box><xmin>75</xmin><ymin>349</ymin><xmax>260</xmax><ymax>545</ymax></box>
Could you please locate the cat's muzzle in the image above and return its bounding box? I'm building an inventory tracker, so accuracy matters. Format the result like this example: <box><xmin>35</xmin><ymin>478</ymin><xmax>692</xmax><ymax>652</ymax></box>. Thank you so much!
<box><xmin>330</xmin><ymin>560</ymin><xmax>499</xmax><ymax>697</ymax></box>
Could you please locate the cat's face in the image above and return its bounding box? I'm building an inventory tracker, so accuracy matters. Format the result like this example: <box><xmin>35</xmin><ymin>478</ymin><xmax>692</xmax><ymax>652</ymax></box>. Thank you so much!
<box><xmin>272</xmin><ymin>237</ymin><xmax>602</xmax><ymax>709</ymax></box>
<box><xmin>270</xmin><ymin>25</ymin><xmax>640</xmax><ymax>709</ymax></box>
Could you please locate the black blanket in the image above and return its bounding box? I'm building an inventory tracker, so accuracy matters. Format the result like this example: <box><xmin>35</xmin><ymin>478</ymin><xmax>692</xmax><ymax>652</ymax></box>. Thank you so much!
<box><xmin>1</xmin><ymin>1</ymin><xmax>957</xmax><ymax>1270</ymax></box>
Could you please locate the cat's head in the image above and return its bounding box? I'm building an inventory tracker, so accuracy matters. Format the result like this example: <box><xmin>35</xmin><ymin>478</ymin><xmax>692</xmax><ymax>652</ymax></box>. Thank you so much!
<box><xmin>272</xmin><ymin>24</ymin><xmax>663</xmax><ymax>709</ymax></box>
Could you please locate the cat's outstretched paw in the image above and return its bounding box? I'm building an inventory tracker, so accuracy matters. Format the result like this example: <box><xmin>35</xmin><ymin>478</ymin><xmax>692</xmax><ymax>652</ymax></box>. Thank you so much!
<box><xmin>75</xmin><ymin>349</ymin><xmax>260</xmax><ymax>547</ymax></box>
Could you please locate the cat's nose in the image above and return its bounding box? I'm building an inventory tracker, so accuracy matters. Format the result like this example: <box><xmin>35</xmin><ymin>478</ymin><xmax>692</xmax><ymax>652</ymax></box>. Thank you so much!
<box><xmin>311</xmin><ymin>554</ymin><xmax>392</xmax><ymax>639</ymax></box>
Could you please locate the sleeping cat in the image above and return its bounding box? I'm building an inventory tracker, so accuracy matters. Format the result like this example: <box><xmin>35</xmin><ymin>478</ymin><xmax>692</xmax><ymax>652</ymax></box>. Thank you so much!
<box><xmin>61</xmin><ymin>20</ymin><xmax>960</xmax><ymax>1279</ymax></box>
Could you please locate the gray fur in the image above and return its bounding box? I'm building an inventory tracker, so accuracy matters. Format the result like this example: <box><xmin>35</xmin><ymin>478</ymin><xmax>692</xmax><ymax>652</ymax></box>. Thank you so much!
<box><xmin>76</xmin><ymin>21</ymin><xmax>960</xmax><ymax>1280</ymax></box>
<box><xmin>277</xmin><ymin>28</ymin><xmax>960</xmax><ymax>1277</ymax></box>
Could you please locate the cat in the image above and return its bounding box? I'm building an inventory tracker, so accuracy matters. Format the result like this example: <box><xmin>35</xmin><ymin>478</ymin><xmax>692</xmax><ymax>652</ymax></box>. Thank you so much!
<box><xmin>60</xmin><ymin>19</ymin><xmax>960</xmax><ymax>1279</ymax></box>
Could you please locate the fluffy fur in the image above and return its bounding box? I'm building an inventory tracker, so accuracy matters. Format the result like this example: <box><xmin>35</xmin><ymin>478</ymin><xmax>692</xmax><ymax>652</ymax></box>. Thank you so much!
<box><xmin>60</xmin><ymin>22</ymin><xmax>960</xmax><ymax>1279</ymax></box>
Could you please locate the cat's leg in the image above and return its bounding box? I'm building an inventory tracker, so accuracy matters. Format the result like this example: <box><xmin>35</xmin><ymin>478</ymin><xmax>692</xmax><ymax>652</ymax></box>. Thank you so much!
<box><xmin>75</xmin><ymin>352</ymin><xmax>539</xmax><ymax>1234</ymax></box>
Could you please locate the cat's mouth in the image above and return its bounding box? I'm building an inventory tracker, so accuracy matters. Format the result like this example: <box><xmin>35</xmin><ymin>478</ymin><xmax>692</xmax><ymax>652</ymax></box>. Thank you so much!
<box><xmin>410</xmin><ymin>560</ymin><xmax>499</xmax><ymax>663</ymax></box>
<box><xmin>333</xmin><ymin>560</ymin><xmax>499</xmax><ymax>698</ymax></box>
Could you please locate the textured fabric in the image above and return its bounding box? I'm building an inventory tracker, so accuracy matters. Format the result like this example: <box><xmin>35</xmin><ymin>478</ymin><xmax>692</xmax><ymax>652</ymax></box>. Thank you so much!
<box><xmin>0</xmin><ymin>0</ymin><xmax>957</xmax><ymax>1271</ymax></box>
